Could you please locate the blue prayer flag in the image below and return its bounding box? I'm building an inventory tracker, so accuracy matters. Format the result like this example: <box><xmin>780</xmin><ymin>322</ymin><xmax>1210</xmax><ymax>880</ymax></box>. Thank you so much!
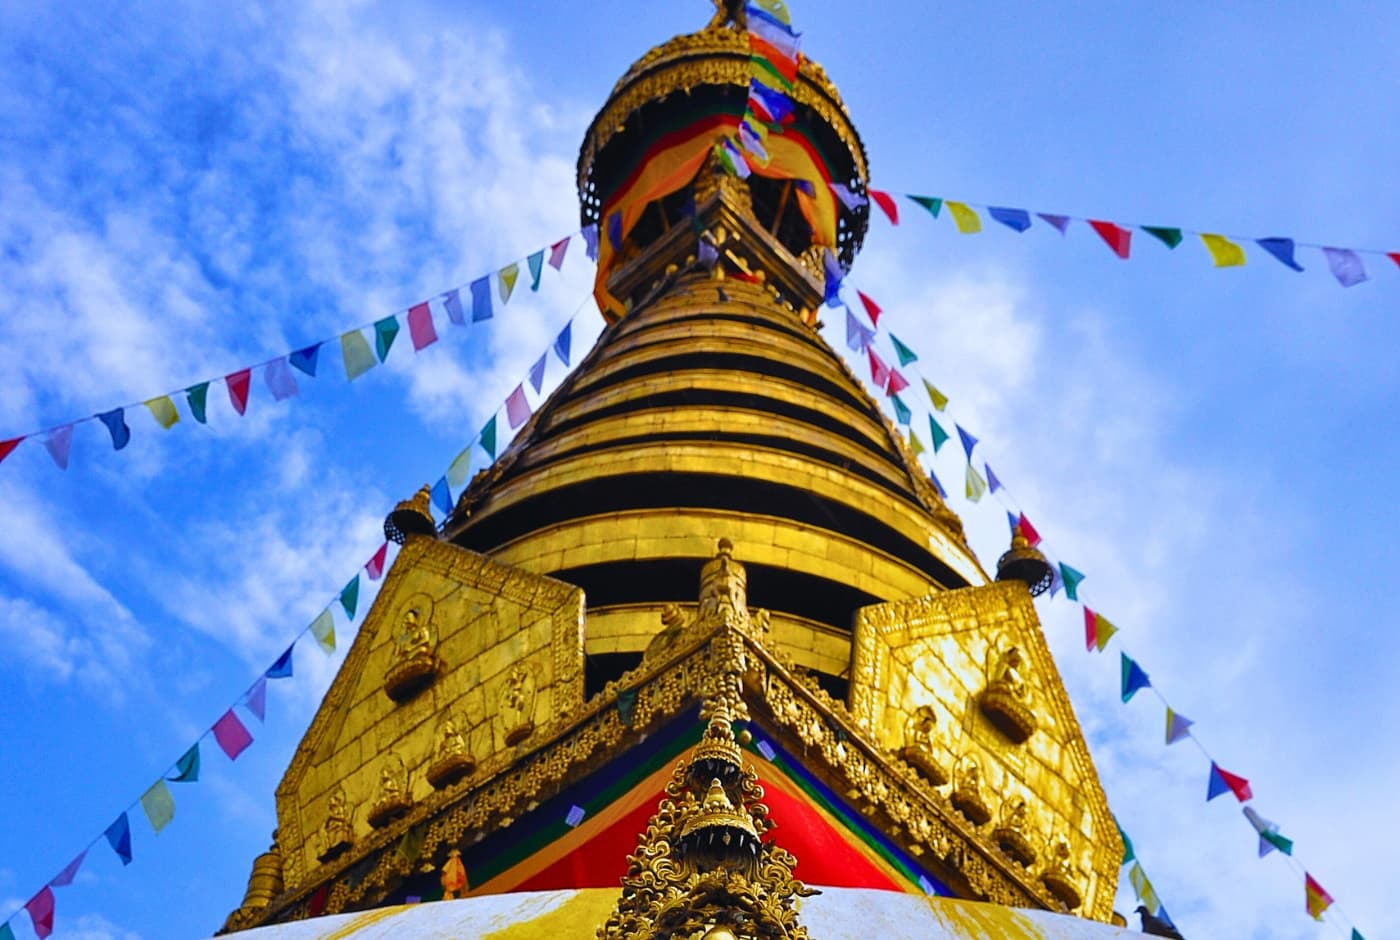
<box><xmin>267</xmin><ymin>644</ymin><xmax>294</xmax><ymax>679</ymax></box>
<box><xmin>470</xmin><ymin>277</ymin><xmax>493</xmax><ymax>322</ymax></box>
<box><xmin>956</xmin><ymin>424</ymin><xmax>978</xmax><ymax>460</ymax></box>
<box><xmin>430</xmin><ymin>476</ymin><xmax>451</xmax><ymax>517</ymax></box>
<box><xmin>554</xmin><ymin>322</ymin><xmax>572</xmax><ymax>366</ymax></box>
<box><xmin>443</xmin><ymin>289</ymin><xmax>466</xmax><ymax>326</ymax></box>
<box><xmin>988</xmin><ymin>207</ymin><xmax>1032</xmax><ymax>232</ymax></box>
<box><xmin>98</xmin><ymin>408</ymin><xmax>131</xmax><ymax>451</ymax></box>
<box><xmin>105</xmin><ymin>813</ymin><xmax>133</xmax><ymax>865</ymax></box>
<box><xmin>1256</xmin><ymin>238</ymin><xmax>1304</xmax><ymax>272</ymax></box>
<box><xmin>289</xmin><ymin>344</ymin><xmax>321</xmax><ymax>377</ymax></box>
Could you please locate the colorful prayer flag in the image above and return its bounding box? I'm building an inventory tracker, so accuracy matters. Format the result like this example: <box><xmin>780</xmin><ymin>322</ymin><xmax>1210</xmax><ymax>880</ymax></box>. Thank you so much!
<box><xmin>1038</xmin><ymin>213</ymin><xmax>1070</xmax><ymax>234</ymax></box>
<box><xmin>264</xmin><ymin>356</ymin><xmax>299</xmax><ymax>401</ymax></box>
<box><xmin>1128</xmin><ymin>862</ymin><xmax>1160</xmax><ymax>914</ymax></box>
<box><xmin>528</xmin><ymin>354</ymin><xmax>547</xmax><ymax>394</ymax></box>
<box><xmin>267</xmin><ymin>644</ymin><xmax>294</xmax><ymax>679</ymax></box>
<box><xmin>1142</xmin><ymin>226</ymin><xmax>1183</xmax><ymax>249</ymax></box>
<box><xmin>1115</xmin><ymin>815</ymin><xmax>1135</xmax><ymax>864</ymax></box>
<box><xmin>1323</xmin><ymin>247</ymin><xmax>1367</xmax><ymax>287</ymax></box>
<box><xmin>527</xmin><ymin>250</ymin><xmax>544</xmax><ymax>290</ymax></box>
<box><xmin>1083</xmin><ymin>606</ymin><xmax>1118</xmax><ymax>652</ymax></box>
<box><xmin>1207</xmin><ymin>761</ymin><xmax>1252</xmax><ymax>802</ymax></box>
<box><xmin>105</xmin><ymin>813</ymin><xmax>133</xmax><ymax>865</ymax></box>
<box><xmin>889</xmin><ymin>333</ymin><xmax>918</xmax><ymax>366</ymax></box>
<box><xmin>366</xmin><ymin>542</ymin><xmax>388</xmax><ymax>581</ymax></box>
<box><xmin>956</xmin><ymin>424</ymin><xmax>978</xmax><ymax>459</ymax></box>
<box><xmin>481</xmin><ymin>414</ymin><xmax>498</xmax><ymax>460</ymax></box>
<box><xmin>988</xmin><ymin>206</ymin><xmax>1032</xmax><ymax>232</ymax></box>
<box><xmin>928</xmin><ymin>415</ymin><xmax>949</xmax><ymax>453</ymax></box>
<box><xmin>49</xmin><ymin>850</ymin><xmax>85</xmax><ymax>887</ymax></box>
<box><xmin>822</xmin><ymin>247</ymin><xmax>843</xmax><ymax>306</ymax></box>
<box><xmin>928</xmin><ymin>469</ymin><xmax>947</xmax><ymax>499</ymax></box>
<box><xmin>548</xmin><ymin>236</ymin><xmax>570</xmax><ymax>270</ymax></box>
<box><xmin>506</xmin><ymin>384</ymin><xmax>531</xmax><ymax>429</ymax></box>
<box><xmin>1200</xmin><ymin>233</ymin><xmax>1246</xmax><ymax>267</ymax></box>
<box><xmin>144</xmin><ymin>396</ymin><xmax>180</xmax><ymax>429</ymax></box>
<box><xmin>430</xmin><ymin>475</ymin><xmax>451</xmax><ymax>517</ymax></box>
<box><xmin>0</xmin><ymin>437</ymin><xmax>20</xmax><ymax>465</ymax></box>
<box><xmin>1244</xmin><ymin>807</ymin><xmax>1294</xmax><ymax>857</ymax></box>
<box><xmin>1059</xmin><ymin>562</ymin><xmax>1085</xmax><ymax>600</ymax></box>
<box><xmin>1304</xmin><ymin>873</ymin><xmax>1333</xmax><ymax>920</ymax></box>
<box><xmin>213</xmin><ymin>709</ymin><xmax>253</xmax><ymax>760</ymax></box>
<box><xmin>310</xmin><ymin>608</ymin><xmax>336</xmax><ymax>654</ymax></box>
<box><xmin>891</xmin><ymin>394</ymin><xmax>911</xmax><ymax>426</ymax></box>
<box><xmin>984</xmin><ymin>463</ymin><xmax>1003</xmax><ymax>493</ymax></box>
<box><xmin>1016</xmin><ymin>514</ymin><xmax>1042</xmax><ymax>546</ymax></box>
<box><xmin>965</xmin><ymin>463</ymin><xmax>986</xmax><ymax>502</ymax></box>
<box><xmin>1257</xmin><ymin>237</ymin><xmax>1304</xmax><ymax>272</ymax></box>
<box><xmin>246</xmin><ymin>676</ymin><xmax>267</xmax><ymax>723</ymax></box>
<box><xmin>554</xmin><ymin>322</ymin><xmax>573</xmax><ymax>365</ymax></box>
<box><xmin>98</xmin><ymin>408</ymin><xmax>131</xmax><ymax>450</ymax></box>
<box><xmin>170</xmin><ymin>742</ymin><xmax>200</xmax><ymax>782</ymax></box>
<box><xmin>908</xmin><ymin>195</ymin><xmax>943</xmax><ymax>219</ymax></box>
<box><xmin>290</xmin><ymin>343</ymin><xmax>321</xmax><ymax>376</ymax></box>
<box><xmin>869</xmin><ymin>189</ymin><xmax>900</xmax><ymax>225</ymax></box>
<box><xmin>845</xmin><ymin>308</ymin><xmax>874</xmax><ymax>352</ymax></box>
<box><xmin>140</xmin><ymin>779</ymin><xmax>176</xmax><ymax>833</ymax></box>
<box><xmin>407</xmin><ymin>302</ymin><xmax>437</xmax><ymax>351</ymax></box>
<box><xmin>447</xmin><ymin>444</ymin><xmax>473</xmax><ymax>491</ymax></box>
<box><xmin>470</xmin><ymin>276</ymin><xmax>493</xmax><ymax>321</ymax></box>
<box><xmin>922</xmin><ymin>378</ymin><xmax>948</xmax><ymax>411</ymax></box>
<box><xmin>946</xmin><ymin>201</ymin><xmax>982</xmax><ymax>234</ymax></box>
<box><xmin>1089</xmin><ymin>220</ymin><xmax>1132</xmax><ymax>259</ymax></box>
<box><xmin>867</xmin><ymin>347</ymin><xmax>891</xmax><ymax>390</ymax></box>
<box><xmin>43</xmin><ymin>425</ymin><xmax>74</xmax><ymax>470</ymax></box>
<box><xmin>856</xmin><ymin>290</ymin><xmax>882</xmax><ymax>326</ymax></box>
<box><xmin>1120</xmin><ymin>653</ymin><xmax>1151</xmax><ymax>702</ymax></box>
<box><xmin>373</xmin><ymin>316</ymin><xmax>400</xmax><ymax>362</ymax></box>
<box><xmin>25</xmin><ymin>887</ymin><xmax>55</xmax><ymax>940</ymax></box>
<box><xmin>1165</xmin><ymin>707</ymin><xmax>1193</xmax><ymax>745</ymax></box>
<box><xmin>498</xmin><ymin>263</ymin><xmax>520</xmax><ymax>303</ymax></box>
<box><xmin>443</xmin><ymin>288</ymin><xmax>466</xmax><ymax>326</ymax></box>
<box><xmin>340</xmin><ymin>574</ymin><xmax>360</xmax><ymax>620</ymax></box>
<box><xmin>340</xmin><ymin>330</ymin><xmax>377</xmax><ymax>381</ymax></box>
<box><xmin>226</xmin><ymin>368</ymin><xmax>252</xmax><ymax>415</ymax></box>
<box><xmin>908</xmin><ymin>429</ymin><xmax>924</xmax><ymax>456</ymax></box>
<box><xmin>886</xmin><ymin>368</ymin><xmax>909</xmax><ymax>396</ymax></box>
<box><xmin>186</xmin><ymin>382</ymin><xmax>209</xmax><ymax>424</ymax></box>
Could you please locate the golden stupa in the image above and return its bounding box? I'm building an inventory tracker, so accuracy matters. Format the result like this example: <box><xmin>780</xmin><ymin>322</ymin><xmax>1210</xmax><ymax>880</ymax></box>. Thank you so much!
<box><xmin>220</xmin><ymin>3</ymin><xmax>1129</xmax><ymax>937</ymax></box>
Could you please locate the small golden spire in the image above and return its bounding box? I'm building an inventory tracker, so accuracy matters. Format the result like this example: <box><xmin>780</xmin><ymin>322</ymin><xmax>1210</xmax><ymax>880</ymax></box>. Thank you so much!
<box><xmin>384</xmin><ymin>484</ymin><xmax>436</xmax><ymax>544</ymax></box>
<box><xmin>995</xmin><ymin>528</ymin><xmax>1054</xmax><ymax>596</ymax></box>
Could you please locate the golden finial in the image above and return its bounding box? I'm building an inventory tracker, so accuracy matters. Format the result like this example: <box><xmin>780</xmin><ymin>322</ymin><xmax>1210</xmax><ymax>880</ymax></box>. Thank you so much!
<box><xmin>384</xmin><ymin>484</ymin><xmax>436</xmax><ymax>544</ymax></box>
<box><xmin>707</xmin><ymin>0</ymin><xmax>746</xmax><ymax>29</ymax></box>
<box><xmin>995</xmin><ymin>527</ymin><xmax>1054</xmax><ymax>596</ymax></box>
<box><xmin>679</xmin><ymin>777</ymin><xmax>759</xmax><ymax>845</ymax></box>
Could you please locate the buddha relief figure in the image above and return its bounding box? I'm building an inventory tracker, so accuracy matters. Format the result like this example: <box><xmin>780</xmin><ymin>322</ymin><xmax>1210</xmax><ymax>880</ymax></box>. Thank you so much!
<box><xmin>426</xmin><ymin>715</ymin><xmax>476</xmax><ymax>789</ymax></box>
<box><xmin>979</xmin><ymin>639</ymin><xmax>1038</xmax><ymax>743</ymax></box>
<box><xmin>1041</xmin><ymin>836</ymin><xmax>1084</xmax><ymax>910</ymax></box>
<box><xmin>384</xmin><ymin>594</ymin><xmax>442</xmax><ymax>702</ymax></box>
<box><xmin>500</xmin><ymin>664</ymin><xmax>538</xmax><ymax>746</ymax></box>
<box><xmin>950</xmin><ymin>755</ymin><xmax>991</xmax><ymax>826</ymax></box>
<box><xmin>992</xmin><ymin>795</ymin><xmax>1038</xmax><ymax>867</ymax></box>
<box><xmin>898</xmin><ymin>704</ymin><xmax>947</xmax><ymax>785</ymax></box>
<box><xmin>367</xmin><ymin>753</ymin><xmax>412</xmax><ymax>829</ymax></box>
<box><xmin>317</xmin><ymin>786</ymin><xmax>354</xmax><ymax>862</ymax></box>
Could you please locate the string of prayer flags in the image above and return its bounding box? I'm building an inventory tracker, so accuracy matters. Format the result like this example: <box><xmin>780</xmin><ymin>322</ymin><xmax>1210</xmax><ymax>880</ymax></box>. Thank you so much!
<box><xmin>1165</xmin><ymin>707</ymin><xmax>1194</xmax><ymax>745</ymax></box>
<box><xmin>290</xmin><ymin>343</ymin><xmax>321</xmax><ymax>376</ymax></box>
<box><xmin>246</xmin><ymin>676</ymin><xmax>268</xmax><ymax>722</ymax></box>
<box><xmin>964</xmin><ymin>462</ymin><xmax>987</xmax><ymax>502</ymax></box>
<box><xmin>340</xmin><ymin>575</ymin><xmax>360</xmax><ymax>620</ymax></box>
<box><xmin>373</xmin><ymin>316</ymin><xmax>400</xmax><ymax>362</ymax></box>
<box><xmin>1121</xmin><ymin>653</ymin><xmax>1151</xmax><ymax>702</ymax></box>
<box><xmin>170</xmin><ymin>743</ymin><xmax>201</xmax><ymax>782</ymax></box>
<box><xmin>1083</xmin><ymin>606</ymin><xmax>1118</xmax><ymax>652</ymax></box>
<box><xmin>1305</xmin><ymin>873</ymin><xmax>1333</xmax><ymax>920</ymax></box>
<box><xmin>1206</xmin><ymin>761</ymin><xmax>1253</xmax><ymax>802</ymax></box>
<box><xmin>366</xmin><ymin>542</ymin><xmax>388</xmax><ymax>581</ymax></box>
<box><xmin>341</xmin><ymin>330</ymin><xmax>377</xmax><ymax>381</ymax></box>
<box><xmin>946</xmin><ymin>200</ymin><xmax>981</xmax><ymax>234</ymax></box>
<box><xmin>310</xmin><ymin>608</ymin><xmax>336</xmax><ymax>654</ymax></box>
<box><xmin>98</xmin><ymin>408</ymin><xmax>131</xmax><ymax>451</ymax></box>
<box><xmin>408</xmin><ymin>302</ymin><xmax>437</xmax><ymax>351</ymax></box>
<box><xmin>1243</xmin><ymin>807</ymin><xmax>1294</xmax><ymax>857</ymax></box>
<box><xmin>1058</xmin><ymin>562</ymin><xmax>1085</xmax><ymax>600</ymax></box>
<box><xmin>213</xmin><ymin>709</ymin><xmax>253</xmax><ymax>760</ymax></box>
<box><xmin>265</xmin><ymin>356</ymin><xmax>299</xmax><ymax>401</ymax></box>
<box><xmin>140</xmin><ymin>779</ymin><xmax>176</xmax><ymax>834</ymax></box>
<box><xmin>506</xmin><ymin>385</ymin><xmax>531</xmax><ymax>430</ymax></box>
<box><xmin>145</xmin><ymin>396</ymin><xmax>180</xmax><ymax>429</ymax></box>
<box><xmin>105</xmin><ymin>813</ymin><xmax>133</xmax><ymax>865</ymax></box>
<box><xmin>1200</xmin><ymin>233</ymin><xmax>1246</xmax><ymax>267</ymax></box>
<box><xmin>928</xmin><ymin>415</ymin><xmax>949</xmax><ymax>453</ymax></box>
<box><xmin>1089</xmin><ymin>220</ymin><xmax>1132</xmax><ymax>259</ymax></box>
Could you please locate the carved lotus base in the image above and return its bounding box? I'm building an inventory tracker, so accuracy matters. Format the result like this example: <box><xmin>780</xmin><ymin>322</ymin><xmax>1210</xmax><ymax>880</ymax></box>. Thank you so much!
<box><xmin>979</xmin><ymin>686</ymin><xmax>1037</xmax><ymax>743</ymax></box>
<box><xmin>504</xmin><ymin>720</ymin><xmax>535</xmax><ymax>747</ymax></box>
<box><xmin>898</xmin><ymin>746</ymin><xmax>948</xmax><ymax>787</ymax></box>
<box><xmin>367</xmin><ymin>795</ymin><xmax>412</xmax><ymax>829</ymax></box>
<box><xmin>950</xmin><ymin>788</ymin><xmax>991</xmax><ymax>826</ymax></box>
<box><xmin>425</xmin><ymin>752</ymin><xmax>476</xmax><ymax>790</ymax></box>
<box><xmin>992</xmin><ymin>826</ymin><xmax>1037</xmax><ymax>867</ymax></box>
<box><xmin>317</xmin><ymin>838</ymin><xmax>352</xmax><ymax>864</ymax></box>
<box><xmin>384</xmin><ymin>653</ymin><xmax>442</xmax><ymax>703</ymax></box>
<box><xmin>1042</xmin><ymin>870</ymin><xmax>1082</xmax><ymax>910</ymax></box>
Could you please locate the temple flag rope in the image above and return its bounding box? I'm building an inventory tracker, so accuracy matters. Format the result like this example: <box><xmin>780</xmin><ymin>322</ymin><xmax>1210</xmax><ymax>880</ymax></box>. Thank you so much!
<box><xmin>0</xmin><ymin>224</ymin><xmax>599</xmax><ymax>474</ymax></box>
<box><xmin>833</xmin><ymin>274</ymin><xmax>1367</xmax><ymax>940</ymax></box>
<box><xmin>837</xmin><ymin>184</ymin><xmax>1396</xmax><ymax>288</ymax></box>
<box><xmin>0</xmin><ymin>304</ymin><xmax>590</xmax><ymax>940</ymax></box>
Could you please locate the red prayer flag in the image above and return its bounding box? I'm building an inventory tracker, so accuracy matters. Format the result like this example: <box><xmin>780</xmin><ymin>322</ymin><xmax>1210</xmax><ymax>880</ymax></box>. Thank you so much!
<box><xmin>1304</xmin><ymin>873</ymin><xmax>1333</xmax><ymax>920</ymax></box>
<box><xmin>1089</xmin><ymin>220</ymin><xmax>1132</xmax><ymax>259</ymax></box>
<box><xmin>0</xmin><ymin>436</ymin><xmax>21</xmax><ymax>464</ymax></box>
<box><xmin>1217</xmin><ymin>765</ymin><xmax>1253</xmax><ymax>802</ymax></box>
<box><xmin>1388</xmin><ymin>251</ymin><xmax>1400</xmax><ymax>268</ymax></box>
<box><xmin>548</xmin><ymin>236</ymin><xmax>570</xmax><ymax>270</ymax></box>
<box><xmin>26</xmin><ymin>887</ymin><xmax>55</xmax><ymax>939</ymax></box>
<box><xmin>407</xmin><ymin>302</ymin><xmax>437</xmax><ymax>351</ymax></box>
<box><xmin>1083</xmin><ymin>605</ymin><xmax>1097</xmax><ymax>651</ymax></box>
<box><xmin>869</xmin><ymin>189</ymin><xmax>900</xmax><ymax>225</ymax></box>
<box><xmin>213</xmin><ymin>709</ymin><xmax>253</xmax><ymax>760</ymax></box>
<box><xmin>857</xmin><ymin>290</ymin><xmax>882</xmax><ymax>326</ymax></box>
<box><xmin>1016</xmin><ymin>514</ymin><xmax>1043</xmax><ymax>547</ymax></box>
<box><xmin>226</xmin><ymin>368</ymin><xmax>252</xmax><ymax>415</ymax></box>
<box><xmin>365</xmin><ymin>541</ymin><xmax>388</xmax><ymax>580</ymax></box>
<box><xmin>506</xmin><ymin>384</ymin><xmax>531</xmax><ymax>430</ymax></box>
<box><xmin>867</xmin><ymin>347</ymin><xmax>891</xmax><ymax>390</ymax></box>
<box><xmin>885</xmin><ymin>368</ymin><xmax>909</xmax><ymax>396</ymax></box>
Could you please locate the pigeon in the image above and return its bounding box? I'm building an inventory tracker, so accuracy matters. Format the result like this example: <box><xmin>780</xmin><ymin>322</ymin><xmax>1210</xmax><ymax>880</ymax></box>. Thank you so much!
<box><xmin>1135</xmin><ymin>905</ymin><xmax>1185</xmax><ymax>939</ymax></box>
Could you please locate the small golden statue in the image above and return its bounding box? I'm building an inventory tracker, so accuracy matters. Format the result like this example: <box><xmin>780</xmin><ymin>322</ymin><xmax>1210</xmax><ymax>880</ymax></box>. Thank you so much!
<box><xmin>384</xmin><ymin>597</ymin><xmax>443</xmax><ymax>702</ymax></box>
<box><xmin>898</xmin><ymin>705</ymin><xmax>947</xmax><ymax>786</ymax></box>
<box><xmin>979</xmin><ymin>641</ymin><xmax>1038</xmax><ymax>743</ymax></box>
<box><xmin>949</xmin><ymin>755</ymin><xmax>991</xmax><ymax>826</ymax></box>
<box><xmin>440</xmin><ymin>848</ymin><xmax>468</xmax><ymax>899</ymax></box>
<box><xmin>992</xmin><ymin>796</ymin><xmax>1038</xmax><ymax>867</ymax></box>
<box><xmin>1041</xmin><ymin>836</ymin><xmax>1083</xmax><ymax>910</ymax></box>
<box><xmin>317</xmin><ymin>786</ymin><xmax>354</xmax><ymax>863</ymax></box>
<box><xmin>425</xmin><ymin>716</ymin><xmax>476</xmax><ymax>789</ymax></box>
<box><xmin>367</xmin><ymin>754</ymin><xmax>413</xmax><ymax>829</ymax></box>
<box><xmin>500</xmin><ymin>664</ymin><xmax>537</xmax><ymax>746</ymax></box>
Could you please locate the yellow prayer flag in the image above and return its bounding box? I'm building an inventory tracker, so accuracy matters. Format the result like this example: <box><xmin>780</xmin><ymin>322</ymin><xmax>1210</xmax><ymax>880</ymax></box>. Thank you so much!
<box><xmin>310</xmin><ymin>608</ymin><xmax>336</xmax><ymax>654</ymax></box>
<box><xmin>1200</xmin><ymin>233</ymin><xmax>1246</xmax><ymax>267</ymax></box>
<box><xmin>1093</xmin><ymin>612</ymin><xmax>1119</xmax><ymax>651</ymax></box>
<box><xmin>341</xmin><ymin>330</ymin><xmax>377</xmax><ymax>381</ymax></box>
<box><xmin>1129</xmin><ymin>862</ymin><xmax>1160</xmax><ymax>914</ymax></box>
<box><xmin>908</xmin><ymin>430</ymin><xmax>925</xmax><ymax>456</ymax></box>
<box><xmin>923</xmin><ymin>378</ymin><xmax>948</xmax><ymax>412</ymax></box>
<box><xmin>946</xmin><ymin>201</ymin><xmax>982</xmax><ymax>234</ymax></box>
<box><xmin>141</xmin><ymin>779</ymin><xmax>176</xmax><ymax>834</ymax></box>
<box><xmin>965</xmin><ymin>463</ymin><xmax>986</xmax><ymax>502</ymax></box>
<box><xmin>143</xmin><ymin>395</ymin><xmax>180</xmax><ymax>430</ymax></box>
<box><xmin>498</xmin><ymin>263</ymin><xmax>520</xmax><ymax>303</ymax></box>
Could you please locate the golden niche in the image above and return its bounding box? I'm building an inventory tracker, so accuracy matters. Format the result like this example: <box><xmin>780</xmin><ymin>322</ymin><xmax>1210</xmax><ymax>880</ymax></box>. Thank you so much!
<box><xmin>992</xmin><ymin>796</ymin><xmax>1038</xmax><ymax>868</ymax></box>
<box><xmin>950</xmin><ymin>755</ymin><xmax>991</xmax><ymax>826</ymax></box>
<box><xmin>1041</xmin><ymin>835</ymin><xmax>1084</xmax><ymax>910</ymax></box>
<box><xmin>500</xmin><ymin>664</ymin><xmax>538</xmax><ymax>746</ymax></box>
<box><xmin>898</xmin><ymin>704</ymin><xmax>948</xmax><ymax>786</ymax></box>
<box><xmin>979</xmin><ymin>640</ymin><xmax>1038</xmax><ymax>743</ymax></box>
<box><xmin>425</xmin><ymin>715</ymin><xmax>476</xmax><ymax>790</ymax></box>
<box><xmin>367</xmin><ymin>753</ymin><xmax>412</xmax><ymax>829</ymax></box>
<box><xmin>384</xmin><ymin>594</ymin><xmax>443</xmax><ymax>703</ymax></box>
<box><xmin>317</xmin><ymin>786</ymin><xmax>354</xmax><ymax>863</ymax></box>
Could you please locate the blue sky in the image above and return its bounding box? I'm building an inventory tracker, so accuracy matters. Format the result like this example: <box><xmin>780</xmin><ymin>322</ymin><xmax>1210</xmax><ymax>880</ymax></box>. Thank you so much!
<box><xmin>0</xmin><ymin>2</ymin><xmax>1396</xmax><ymax>938</ymax></box>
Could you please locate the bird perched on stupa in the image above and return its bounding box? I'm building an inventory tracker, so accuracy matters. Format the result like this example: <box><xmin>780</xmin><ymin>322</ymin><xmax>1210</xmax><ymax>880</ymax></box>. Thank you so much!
<box><xmin>1135</xmin><ymin>905</ymin><xmax>1185</xmax><ymax>939</ymax></box>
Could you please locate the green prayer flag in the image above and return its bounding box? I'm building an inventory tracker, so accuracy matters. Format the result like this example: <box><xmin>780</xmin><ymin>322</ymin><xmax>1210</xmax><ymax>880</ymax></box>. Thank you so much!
<box><xmin>310</xmin><ymin>608</ymin><xmax>336</xmax><ymax>654</ymax></box>
<box><xmin>374</xmin><ymin>316</ymin><xmax>400</xmax><ymax>362</ymax></box>
<box><xmin>1143</xmin><ymin>226</ymin><xmax>1183</xmax><ymax>249</ymax></box>
<box><xmin>889</xmin><ymin>334</ymin><xmax>918</xmax><ymax>367</ymax></box>
<box><xmin>1059</xmin><ymin>562</ymin><xmax>1086</xmax><ymax>601</ymax></box>
<box><xmin>185</xmin><ymin>382</ymin><xmax>209</xmax><ymax>424</ymax></box>
<box><xmin>928</xmin><ymin>415</ymin><xmax>950</xmax><ymax>453</ymax></box>
<box><xmin>891</xmin><ymin>394</ymin><xmax>912</xmax><ymax>426</ymax></box>
<box><xmin>1261</xmin><ymin>829</ymin><xmax>1294</xmax><ymax>856</ymax></box>
<box><xmin>170</xmin><ymin>743</ymin><xmax>200</xmax><ymax>783</ymax></box>
<box><xmin>527</xmin><ymin>250</ymin><xmax>544</xmax><ymax>290</ymax></box>
<box><xmin>908</xmin><ymin>194</ymin><xmax>943</xmax><ymax>218</ymax></box>
<box><xmin>141</xmin><ymin>779</ymin><xmax>176</xmax><ymax>834</ymax></box>
<box><xmin>340</xmin><ymin>575</ymin><xmax>360</xmax><ymax>620</ymax></box>
<box><xmin>341</xmin><ymin>330</ymin><xmax>377</xmax><ymax>381</ymax></box>
<box><xmin>922</xmin><ymin>378</ymin><xmax>948</xmax><ymax>411</ymax></box>
<box><xmin>1115</xmin><ymin>815</ymin><xmax>1135</xmax><ymax>865</ymax></box>
<box><xmin>1352</xmin><ymin>930</ymin><xmax>1365</xmax><ymax>940</ymax></box>
<box><xmin>1</xmin><ymin>917</ymin><xmax>16</xmax><ymax>940</ymax></box>
<box><xmin>480</xmin><ymin>415</ymin><xmax>498</xmax><ymax>460</ymax></box>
